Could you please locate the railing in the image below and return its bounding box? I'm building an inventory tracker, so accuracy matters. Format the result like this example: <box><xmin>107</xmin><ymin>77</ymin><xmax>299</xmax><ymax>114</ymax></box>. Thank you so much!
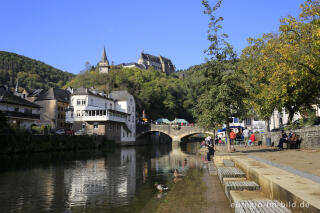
<box><xmin>2</xmin><ymin>110</ymin><xmax>40</xmax><ymax>120</ymax></box>
<box><xmin>66</xmin><ymin>114</ymin><xmax>126</xmax><ymax>123</ymax></box>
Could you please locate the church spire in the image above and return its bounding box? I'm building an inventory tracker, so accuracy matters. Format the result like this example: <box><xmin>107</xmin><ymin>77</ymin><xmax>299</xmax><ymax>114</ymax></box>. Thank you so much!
<box><xmin>101</xmin><ymin>46</ymin><xmax>109</xmax><ymax>65</ymax></box>
<box><xmin>98</xmin><ymin>46</ymin><xmax>110</xmax><ymax>73</ymax></box>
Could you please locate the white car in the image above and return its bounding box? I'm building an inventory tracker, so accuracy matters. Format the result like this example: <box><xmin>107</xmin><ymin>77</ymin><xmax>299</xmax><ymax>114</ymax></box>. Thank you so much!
<box><xmin>55</xmin><ymin>129</ymin><xmax>65</xmax><ymax>135</ymax></box>
<box><xmin>74</xmin><ymin>129</ymin><xmax>86</xmax><ymax>135</ymax></box>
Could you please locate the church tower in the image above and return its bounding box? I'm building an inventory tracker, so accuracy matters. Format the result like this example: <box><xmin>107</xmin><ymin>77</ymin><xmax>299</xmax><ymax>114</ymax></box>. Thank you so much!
<box><xmin>98</xmin><ymin>47</ymin><xmax>110</xmax><ymax>73</ymax></box>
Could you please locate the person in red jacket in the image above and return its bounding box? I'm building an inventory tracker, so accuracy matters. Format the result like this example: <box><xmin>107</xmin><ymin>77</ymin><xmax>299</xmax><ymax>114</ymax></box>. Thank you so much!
<box><xmin>230</xmin><ymin>129</ymin><xmax>236</xmax><ymax>145</ymax></box>
<box><xmin>249</xmin><ymin>132</ymin><xmax>256</xmax><ymax>146</ymax></box>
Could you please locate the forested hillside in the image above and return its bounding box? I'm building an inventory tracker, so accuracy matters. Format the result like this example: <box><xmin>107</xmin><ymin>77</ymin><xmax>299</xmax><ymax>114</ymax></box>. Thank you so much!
<box><xmin>65</xmin><ymin>65</ymin><xmax>208</xmax><ymax>121</ymax></box>
<box><xmin>0</xmin><ymin>51</ymin><xmax>74</xmax><ymax>90</ymax></box>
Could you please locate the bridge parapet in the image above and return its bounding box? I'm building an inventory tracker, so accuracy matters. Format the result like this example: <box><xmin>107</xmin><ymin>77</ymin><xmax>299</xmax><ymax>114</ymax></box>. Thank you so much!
<box><xmin>136</xmin><ymin>124</ymin><xmax>214</xmax><ymax>142</ymax></box>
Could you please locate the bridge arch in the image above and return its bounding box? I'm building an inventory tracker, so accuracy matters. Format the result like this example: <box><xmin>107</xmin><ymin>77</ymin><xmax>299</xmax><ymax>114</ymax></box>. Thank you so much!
<box><xmin>136</xmin><ymin>130</ymin><xmax>173</xmax><ymax>143</ymax></box>
<box><xmin>136</xmin><ymin>124</ymin><xmax>214</xmax><ymax>142</ymax></box>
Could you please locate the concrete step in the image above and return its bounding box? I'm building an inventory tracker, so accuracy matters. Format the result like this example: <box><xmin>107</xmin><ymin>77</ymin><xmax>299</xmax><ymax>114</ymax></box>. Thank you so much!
<box><xmin>234</xmin><ymin>200</ymin><xmax>292</xmax><ymax>213</ymax></box>
<box><xmin>208</xmin><ymin>162</ymin><xmax>217</xmax><ymax>175</ymax></box>
<box><xmin>219</xmin><ymin>155</ymin><xmax>320</xmax><ymax>213</ymax></box>
<box><xmin>224</xmin><ymin>159</ymin><xmax>235</xmax><ymax>167</ymax></box>
<box><xmin>218</xmin><ymin>167</ymin><xmax>246</xmax><ymax>182</ymax></box>
<box><xmin>224</xmin><ymin>181</ymin><xmax>260</xmax><ymax>199</ymax></box>
<box><xmin>231</xmin><ymin>191</ymin><xmax>292</xmax><ymax>212</ymax></box>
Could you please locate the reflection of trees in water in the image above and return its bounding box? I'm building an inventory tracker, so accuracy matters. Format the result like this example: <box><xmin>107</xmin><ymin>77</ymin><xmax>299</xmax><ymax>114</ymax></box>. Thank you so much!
<box><xmin>180</xmin><ymin>141</ymin><xmax>201</xmax><ymax>155</ymax></box>
<box><xmin>0</xmin><ymin>143</ymin><xmax>202</xmax><ymax>213</ymax></box>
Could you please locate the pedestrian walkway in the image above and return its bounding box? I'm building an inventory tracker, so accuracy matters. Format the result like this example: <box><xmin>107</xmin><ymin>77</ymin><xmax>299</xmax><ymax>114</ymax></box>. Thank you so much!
<box><xmin>249</xmin><ymin>155</ymin><xmax>320</xmax><ymax>184</ymax></box>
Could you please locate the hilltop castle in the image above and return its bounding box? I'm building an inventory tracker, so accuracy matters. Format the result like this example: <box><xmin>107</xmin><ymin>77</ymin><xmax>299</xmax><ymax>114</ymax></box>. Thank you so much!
<box><xmin>97</xmin><ymin>47</ymin><xmax>175</xmax><ymax>75</ymax></box>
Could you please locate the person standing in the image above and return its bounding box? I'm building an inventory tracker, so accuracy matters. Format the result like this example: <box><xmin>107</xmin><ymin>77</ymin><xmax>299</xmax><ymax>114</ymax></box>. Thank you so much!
<box><xmin>207</xmin><ymin>142</ymin><xmax>215</xmax><ymax>161</ymax></box>
<box><xmin>230</xmin><ymin>129</ymin><xmax>236</xmax><ymax>145</ymax></box>
<box><xmin>249</xmin><ymin>132</ymin><xmax>256</xmax><ymax>146</ymax></box>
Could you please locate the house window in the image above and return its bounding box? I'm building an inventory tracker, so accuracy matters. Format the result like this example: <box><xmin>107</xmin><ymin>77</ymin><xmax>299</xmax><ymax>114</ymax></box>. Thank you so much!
<box><xmin>77</xmin><ymin>110</ymin><xmax>80</xmax><ymax>116</ymax></box>
<box><xmin>24</xmin><ymin>108</ymin><xmax>32</xmax><ymax>114</ymax></box>
<box><xmin>123</xmin><ymin>132</ymin><xmax>125</xmax><ymax>137</ymax></box>
<box><xmin>245</xmin><ymin>118</ymin><xmax>252</xmax><ymax>125</ymax></box>
<box><xmin>82</xmin><ymin>123</ymin><xmax>85</xmax><ymax>129</ymax></box>
<box><xmin>93</xmin><ymin>123</ymin><xmax>98</xmax><ymax>129</ymax></box>
<box><xmin>77</xmin><ymin>99</ymin><xmax>81</xmax><ymax>105</ymax></box>
<box><xmin>82</xmin><ymin>99</ymin><xmax>86</xmax><ymax>105</ymax></box>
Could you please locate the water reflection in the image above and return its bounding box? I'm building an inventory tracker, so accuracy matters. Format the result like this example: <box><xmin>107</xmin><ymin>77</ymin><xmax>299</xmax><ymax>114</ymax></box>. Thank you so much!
<box><xmin>0</xmin><ymin>142</ymin><xmax>201</xmax><ymax>213</ymax></box>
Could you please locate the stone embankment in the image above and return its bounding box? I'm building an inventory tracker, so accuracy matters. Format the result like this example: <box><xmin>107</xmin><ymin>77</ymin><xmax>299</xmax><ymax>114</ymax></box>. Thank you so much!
<box><xmin>209</xmin><ymin>152</ymin><xmax>320</xmax><ymax>213</ymax></box>
<box><xmin>0</xmin><ymin>134</ymin><xmax>115</xmax><ymax>154</ymax></box>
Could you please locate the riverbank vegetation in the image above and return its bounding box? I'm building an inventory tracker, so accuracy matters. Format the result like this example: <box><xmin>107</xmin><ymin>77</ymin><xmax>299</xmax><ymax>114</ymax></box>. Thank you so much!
<box><xmin>194</xmin><ymin>0</ymin><xmax>320</xmax><ymax>132</ymax></box>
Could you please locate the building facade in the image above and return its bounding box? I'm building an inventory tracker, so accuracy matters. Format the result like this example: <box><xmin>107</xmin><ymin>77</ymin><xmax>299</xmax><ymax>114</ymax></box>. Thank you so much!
<box><xmin>0</xmin><ymin>86</ymin><xmax>41</xmax><ymax>129</ymax></box>
<box><xmin>34</xmin><ymin>88</ymin><xmax>70</xmax><ymax>129</ymax></box>
<box><xmin>137</xmin><ymin>52</ymin><xmax>175</xmax><ymax>75</ymax></box>
<box><xmin>66</xmin><ymin>88</ymin><xmax>136</xmax><ymax>143</ymax></box>
<box><xmin>269</xmin><ymin>105</ymin><xmax>320</xmax><ymax>130</ymax></box>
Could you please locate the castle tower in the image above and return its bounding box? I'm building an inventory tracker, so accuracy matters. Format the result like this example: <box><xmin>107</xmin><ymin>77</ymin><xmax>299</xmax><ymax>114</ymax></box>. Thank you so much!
<box><xmin>98</xmin><ymin>47</ymin><xmax>110</xmax><ymax>73</ymax></box>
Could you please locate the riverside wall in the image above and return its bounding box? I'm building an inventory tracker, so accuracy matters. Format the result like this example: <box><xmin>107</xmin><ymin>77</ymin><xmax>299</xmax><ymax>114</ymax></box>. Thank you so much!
<box><xmin>0</xmin><ymin>134</ymin><xmax>115</xmax><ymax>154</ymax></box>
<box><xmin>260</xmin><ymin>126</ymin><xmax>320</xmax><ymax>149</ymax></box>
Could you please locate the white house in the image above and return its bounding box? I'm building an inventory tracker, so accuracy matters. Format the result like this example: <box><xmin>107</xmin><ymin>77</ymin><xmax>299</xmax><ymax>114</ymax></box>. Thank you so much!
<box><xmin>217</xmin><ymin>117</ymin><xmax>266</xmax><ymax>138</ymax></box>
<box><xmin>269</xmin><ymin>105</ymin><xmax>320</xmax><ymax>130</ymax></box>
<box><xmin>66</xmin><ymin>88</ymin><xmax>136</xmax><ymax>143</ymax></box>
<box><xmin>109</xmin><ymin>90</ymin><xmax>136</xmax><ymax>142</ymax></box>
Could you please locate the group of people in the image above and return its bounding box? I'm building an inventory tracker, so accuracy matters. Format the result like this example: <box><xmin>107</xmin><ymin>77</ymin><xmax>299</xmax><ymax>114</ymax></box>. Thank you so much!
<box><xmin>202</xmin><ymin>136</ymin><xmax>215</xmax><ymax>161</ymax></box>
<box><xmin>277</xmin><ymin>130</ymin><xmax>299</xmax><ymax>150</ymax></box>
<box><xmin>229</xmin><ymin>128</ymin><xmax>259</xmax><ymax>146</ymax></box>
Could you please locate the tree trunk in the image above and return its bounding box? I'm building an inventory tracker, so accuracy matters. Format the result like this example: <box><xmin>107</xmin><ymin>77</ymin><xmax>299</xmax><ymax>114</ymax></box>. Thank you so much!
<box><xmin>288</xmin><ymin>109</ymin><xmax>295</xmax><ymax>125</ymax></box>
<box><xmin>226</xmin><ymin>123</ymin><xmax>231</xmax><ymax>152</ymax></box>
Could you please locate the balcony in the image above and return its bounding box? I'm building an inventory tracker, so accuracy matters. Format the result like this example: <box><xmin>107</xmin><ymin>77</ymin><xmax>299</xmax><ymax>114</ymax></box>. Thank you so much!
<box><xmin>66</xmin><ymin>109</ymin><xmax>129</xmax><ymax>123</ymax></box>
<box><xmin>2</xmin><ymin>110</ymin><xmax>40</xmax><ymax>120</ymax></box>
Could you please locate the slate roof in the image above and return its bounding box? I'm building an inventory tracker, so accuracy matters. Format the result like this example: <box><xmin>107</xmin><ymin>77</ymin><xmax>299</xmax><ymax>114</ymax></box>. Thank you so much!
<box><xmin>121</xmin><ymin>62</ymin><xmax>147</xmax><ymax>70</ymax></box>
<box><xmin>71</xmin><ymin>87</ymin><xmax>113</xmax><ymax>100</ymax></box>
<box><xmin>109</xmin><ymin>90</ymin><xmax>132</xmax><ymax>101</ymax></box>
<box><xmin>0</xmin><ymin>87</ymin><xmax>41</xmax><ymax>108</ymax></box>
<box><xmin>36</xmin><ymin>88</ymin><xmax>70</xmax><ymax>103</ymax></box>
<box><xmin>28</xmin><ymin>89</ymin><xmax>44</xmax><ymax>97</ymax></box>
<box><xmin>141</xmin><ymin>53</ymin><xmax>161</xmax><ymax>64</ymax></box>
<box><xmin>100</xmin><ymin>47</ymin><xmax>109</xmax><ymax>65</ymax></box>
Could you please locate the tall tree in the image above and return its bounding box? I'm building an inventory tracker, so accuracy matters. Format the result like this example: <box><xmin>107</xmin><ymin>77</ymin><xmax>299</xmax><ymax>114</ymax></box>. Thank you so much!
<box><xmin>241</xmin><ymin>0</ymin><xmax>320</xmax><ymax>125</ymax></box>
<box><xmin>194</xmin><ymin>0</ymin><xmax>247</xmax><ymax>152</ymax></box>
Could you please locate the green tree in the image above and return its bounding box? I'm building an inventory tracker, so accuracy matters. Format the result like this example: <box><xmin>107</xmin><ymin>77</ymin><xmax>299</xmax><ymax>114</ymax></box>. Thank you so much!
<box><xmin>240</xmin><ymin>0</ymin><xmax>320</xmax><ymax>125</ymax></box>
<box><xmin>194</xmin><ymin>0</ymin><xmax>247</xmax><ymax>152</ymax></box>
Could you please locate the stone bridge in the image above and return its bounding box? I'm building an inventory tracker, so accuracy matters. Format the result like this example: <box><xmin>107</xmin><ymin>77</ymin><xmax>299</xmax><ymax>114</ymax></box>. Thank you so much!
<box><xmin>137</xmin><ymin>124</ymin><xmax>214</xmax><ymax>142</ymax></box>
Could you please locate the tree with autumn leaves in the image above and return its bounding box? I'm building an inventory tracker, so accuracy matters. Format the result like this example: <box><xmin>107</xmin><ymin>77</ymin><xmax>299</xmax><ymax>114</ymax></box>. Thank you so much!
<box><xmin>240</xmin><ymin>0</ymin><xmax>320</xmax><ymax>126</ymax></box>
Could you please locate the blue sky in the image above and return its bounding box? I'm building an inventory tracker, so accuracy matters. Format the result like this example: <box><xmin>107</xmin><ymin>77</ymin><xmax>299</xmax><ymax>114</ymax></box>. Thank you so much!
<box><xmin>0</xmin><ymin>0</ymin><xmax>305</xmax><ymax>74</ymax></box>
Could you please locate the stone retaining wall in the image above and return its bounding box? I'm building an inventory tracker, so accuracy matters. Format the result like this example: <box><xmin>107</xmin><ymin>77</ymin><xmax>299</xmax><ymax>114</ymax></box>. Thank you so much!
<box><xmin>261</xmin><ymin>126</ymin><xmax>320</xmax><ymax>149</ymax></box>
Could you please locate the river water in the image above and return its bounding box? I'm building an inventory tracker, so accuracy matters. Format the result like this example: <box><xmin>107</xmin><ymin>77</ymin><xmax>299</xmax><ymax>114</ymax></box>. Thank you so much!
<box><xmin>0</xmin><ymin>142</ymin><xmax>202</xmax><ymax>213</ymax></box>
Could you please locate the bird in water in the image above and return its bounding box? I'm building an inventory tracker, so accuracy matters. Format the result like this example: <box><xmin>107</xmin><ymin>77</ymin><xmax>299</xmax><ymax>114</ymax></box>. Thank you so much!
<box><xmin>154</xmin><ymin>183</ymin><xmax>168</xmax><ymax>192</ymax></box>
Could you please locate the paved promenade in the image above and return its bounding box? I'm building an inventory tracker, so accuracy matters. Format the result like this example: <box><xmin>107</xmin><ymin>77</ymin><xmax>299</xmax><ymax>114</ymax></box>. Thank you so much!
<box><xmin>215</xmin><ymin>145</ymin><xmax>320</xmax><ymax>179</ymax></box>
